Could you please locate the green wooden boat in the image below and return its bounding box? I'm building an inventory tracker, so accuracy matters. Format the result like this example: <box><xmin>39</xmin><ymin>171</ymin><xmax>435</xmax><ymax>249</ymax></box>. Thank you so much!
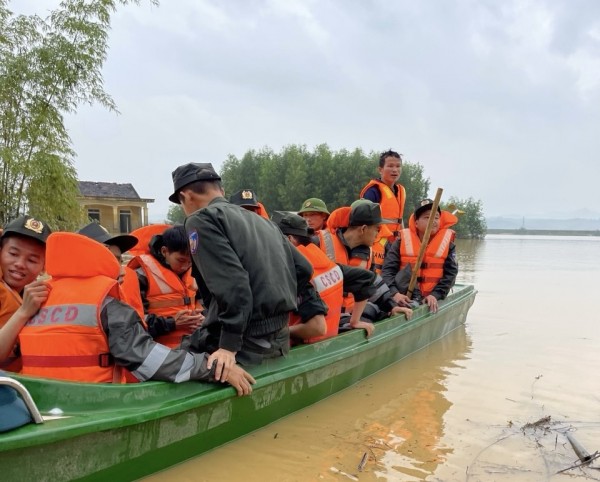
<box><xmin>0</xmin><ymin>284</ymin><xmax>475</xmax><ymax>481</ymax></box>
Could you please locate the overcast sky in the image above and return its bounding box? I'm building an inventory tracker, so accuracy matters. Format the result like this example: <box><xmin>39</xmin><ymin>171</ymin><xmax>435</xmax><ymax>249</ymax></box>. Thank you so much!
<box><xmin>16</xmin><ymin>0</ymin><xmax>600</xmax><ymax>221</ymax></box>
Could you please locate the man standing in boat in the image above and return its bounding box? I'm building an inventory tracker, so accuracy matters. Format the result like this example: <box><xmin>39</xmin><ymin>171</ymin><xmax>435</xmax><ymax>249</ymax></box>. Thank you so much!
<box><xmin>169</xmin><ymin>163</ymin><xmax>317</xmax><ymax>381</ymax></box>
<box><xmin>360</xmin><ymin>149</ymin><xmax>406</xmax><ymax>241</ymax></box>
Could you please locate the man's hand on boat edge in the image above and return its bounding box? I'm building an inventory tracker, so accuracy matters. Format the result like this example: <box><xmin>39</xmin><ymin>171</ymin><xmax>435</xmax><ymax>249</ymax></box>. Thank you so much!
<box><xmin>225</xmin><ymin>365</ymin><xmax>256</xmax><ymax>396</ymax></box>
<box><xmin>208</xmin><ymin>348</ymin><xmax>237</xmax><ymax>382</ymax></box>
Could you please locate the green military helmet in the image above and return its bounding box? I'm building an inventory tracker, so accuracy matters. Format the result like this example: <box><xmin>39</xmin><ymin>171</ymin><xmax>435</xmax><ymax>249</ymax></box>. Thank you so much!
<box><xmin>298</xmin><ymin>198</ymin><xmax>330</xmax><ymax>215</ymax></box>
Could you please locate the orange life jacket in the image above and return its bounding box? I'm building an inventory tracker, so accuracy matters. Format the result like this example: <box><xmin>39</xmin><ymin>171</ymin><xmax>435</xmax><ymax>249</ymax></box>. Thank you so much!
<box><xmin>19</xmin><ymin>232</ymin><xmax>133</xmax><ymax>383</ymax></box>
<box><xmin>257</xmin><ymin>202</ymin><xmax>269</xmax><ymax>220</ymax></box>
<box><xmin>360</xmin><ymin>179</ymin><xmax>406</xmax><ymax>239</ymax></box>
<box><xmin>290</xmin><ymin>243</ymin><xmax>343</xmax><ymax>343</ymax></box>
<box><xmin>371</xmin><ymin>236</ymin><xmax>388</xmax><ymax>275</ymax></box>
<box><xmin>128</xmin><ymin>224</ymin><xmax>171</xmax><ymax>257</ymax></box>
<box><xmin>399</xmin><ymin>225</ymin><xmax>455</xmax><ymax>297</ymax></box>
<box><xmin>128</xmin><ymin>254</ymin><xmax>198</xmax><ymax>347</ymax></box>
<box><xmin>317</xmin><ymin>229</ymin><xmax>371</xmax><ymax>313</ymax></box>
<box><xmin>119</xmin><ymin>265</ymin><xmax>146</xmax><ymax>326</ymax></box>
<box><xmin>0</xmin><ymin>274</ymin><xmax>24</xmax><ymax>372</ymax></box>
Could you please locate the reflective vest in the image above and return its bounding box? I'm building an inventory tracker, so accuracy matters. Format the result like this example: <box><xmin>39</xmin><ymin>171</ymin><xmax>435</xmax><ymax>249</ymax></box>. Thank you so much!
<box><xmin>290</xmin><ymin>243</ymin><xmax>343</xmax><ymax>343</ymax></box>
<box><xmin>399</xmin><ymin>227</ymin><xmax>455</xmax><ymax>297</ymax></box>
<box><xmin>19</xmin><ymin>232</ymin><xmax>132</xmax><ymax>383</ymax></box>
<box><xmin>119</xmin><ymin>266</ymin><xmax>146</xmax><ymax>325</ymax></box>
<box><xmin>128</xmin><ymin>254</ymin><xmax>198</xmax><ymax>347</ymax></box>
<box><xmin>128</xmin><ymin>224</ymin><xmax>171</xmax><ymax>257</ymax></box>
<box><xmin>0</xmin><ymin>276</ymin><xmax>24</xmax><ymax>372</ymax></box>
<box><xmin>360</xmin><ymin>179</ymin><xmax>406</xmax><ymax>239</ymax></box>
<box><xmin>317</xmin><ymin>229</ymin><xmax>371</xmax><ymax>313</ymax></box>
<box><xmin>371</xmin><ymin>236</ymin><xmax>388</xmax><ymax>275</ymax></box>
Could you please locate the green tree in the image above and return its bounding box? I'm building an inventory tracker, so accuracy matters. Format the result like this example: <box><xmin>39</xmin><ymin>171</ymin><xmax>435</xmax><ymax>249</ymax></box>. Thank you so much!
<box><xmin>444</xmin><ymin>196</ymin><xmax>487</xmax><ymax>239</ymax></box>
<box><xmin>165</xmin><ymin>205</ymin><xmax>184</xmax><ymax>224</ymax></box>
<box><xmin>0</xmin><ymin>0</ymin><xmax>155</xmax><ymax>229</ymax></box>
<box><xmin>221</xmin><ymin>144</ymin><xmax>431</xmax><ymax>215</ymax></box>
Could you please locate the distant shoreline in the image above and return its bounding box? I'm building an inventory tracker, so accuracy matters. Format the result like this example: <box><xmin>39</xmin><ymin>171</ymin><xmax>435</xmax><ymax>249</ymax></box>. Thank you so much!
<box><xmin>487</xmin><ymin>228</ymin><xmax>600</xmax><ymax>237</ymax></box>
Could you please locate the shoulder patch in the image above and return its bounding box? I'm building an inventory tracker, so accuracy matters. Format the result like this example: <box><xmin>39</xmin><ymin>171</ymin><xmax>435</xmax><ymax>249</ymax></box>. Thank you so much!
<box><xmin>188</xmin><ymin>230</ymin><xmax>199</xmax><ymax>255</ymax></box>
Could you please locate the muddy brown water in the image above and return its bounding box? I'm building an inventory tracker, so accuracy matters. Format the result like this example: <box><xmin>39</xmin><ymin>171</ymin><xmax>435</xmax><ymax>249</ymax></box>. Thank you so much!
<box><xmin>145</xmin><ymin>235</ymin><xmax>600</xmax><ymax>481</ymax></box>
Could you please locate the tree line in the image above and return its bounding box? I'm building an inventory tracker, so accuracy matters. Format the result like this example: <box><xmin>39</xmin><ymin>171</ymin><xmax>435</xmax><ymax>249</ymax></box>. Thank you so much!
<box><xmin>208</xmin><ymin>144</ymin><xmax>486</xmax><ymax>239</ymax></box>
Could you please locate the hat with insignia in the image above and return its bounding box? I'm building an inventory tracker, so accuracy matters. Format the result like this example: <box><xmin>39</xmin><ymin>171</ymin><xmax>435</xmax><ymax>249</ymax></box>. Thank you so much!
<box><xmin>348</xmin><ymin>200</ymin><xmax>393</xmax><ymax>226</ymax></box>
<box><xmin>169</xmin><ymin>162</ymin><xmax>221</xmax><ymax>204</ymax></box>
<box><xmin>229</xmin><ymin>189</ymin><xmax>259</xmax><ymax>208</ymax></box>
<box><xmin>77</xmin><ymin>222</ymin><xmax>138</xmax><ymax>253</ymax></box>
<box><xmin>272</xmin><ymin>211</ymin><xmax>315</xmax><ymax>237</ymax></box>
<box><xmin>0</xmin><ymin>215</ymin><xmax>52</xmax><ymax>245</ymax></box>
<box><xmin>414</xmin><ymin>199</ymin><xmax>441</xmax><ymax>219</ymax></box>
<box><xmin>298</xmin><ymin>198</ymin><xmax>330</xmax><ymax>215</ymax></box>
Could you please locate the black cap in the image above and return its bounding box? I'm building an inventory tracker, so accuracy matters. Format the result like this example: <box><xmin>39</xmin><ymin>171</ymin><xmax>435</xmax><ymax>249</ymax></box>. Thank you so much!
<box><xmin>348</xmin><ymin>200</ymin><xmax>393</xmax><ymax>226</ymax></box>
<box><xmin>229</xmin><ymin>189</ymin><xmax>259</xmax><ymax>208</ymax></box>
<box><xmin>1</xmin><ymin>215</ymin><xmax>52</xmax><ymax>245</ymax></box>
<box><xmin>414</xmin><ymin>199</ymin><xmax>441</xmax><ymax>219</ymax></box>
<box><xmin>272</xmin><ymin>211</ymin><xmax>315</xmax><ymax>237</ymax></box>
<box><xmin>77</xmin><ymin>222</ymin><xmax>138</xmax><ymax>253</ymax></box>
<box><xmin>169</xmin><ymin>162</ymin><xmax>221</xmax><ymax>204</ymax></box>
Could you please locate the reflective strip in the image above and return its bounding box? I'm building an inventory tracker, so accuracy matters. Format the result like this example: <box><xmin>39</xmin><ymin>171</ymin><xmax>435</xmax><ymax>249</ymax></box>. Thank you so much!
<box><xmin>312</xmin><ymin>265</ymin><xmax>343</xmax><ymax>293</ymax></box>
<box><xmin>370</xmin><ymin>274</ymin><xmax>390</xmax><ymax>300</ymax></box>
<box><xmin>140</xmin><ymin>255</ymin><xmax>173</xmax><ymax>294</ymax></box>
<box><xmin>174</xmin><ymin>352</ymin><xmax>195</xmax><ymax>383</ymax></box>
<box><xmin>132</xmin><ymin>343</ymin><xmax>170</xmax><ymax>381</ymax></box>
<box><xmin>27</xmin><ymin>304</ymin><xmax>98</xmax><ymax>327</ymax></box>
<box><xmin>401</xmin><ymin>229</ymin><xmax>415</xmax><ymax>256</ymax></box>
<box><xmin>321</xmin><ymin>231</ymin><xmax>337</xmax><ymax>262</ymax></box>
<box><xmin>434</xmin><ymin>230</ymin><xmax>454</xmax><ymax>258</ymax></box>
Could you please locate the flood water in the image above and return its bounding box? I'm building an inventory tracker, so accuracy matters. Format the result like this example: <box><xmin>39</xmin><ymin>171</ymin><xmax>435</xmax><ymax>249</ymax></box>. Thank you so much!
<box><xmin>145</xmin><ymin>235</ymin><xmax>600</xmax><ymax>481</ymax></box>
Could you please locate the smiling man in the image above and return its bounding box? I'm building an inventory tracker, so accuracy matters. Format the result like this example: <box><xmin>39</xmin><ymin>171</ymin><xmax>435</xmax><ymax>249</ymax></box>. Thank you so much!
<box><xmin>0</xmin><ymin>215</ymin><xmax>51</xmax><ymax>370</ymax></box>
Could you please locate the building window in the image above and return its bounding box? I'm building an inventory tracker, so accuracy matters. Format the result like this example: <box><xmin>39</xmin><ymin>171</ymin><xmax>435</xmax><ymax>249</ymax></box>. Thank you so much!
<box><xmin>119</xmin><ymin>209</ymin><xmax>132</xmax><ymax>233</ymax></box>
<box><xmin>88</xmin><ymin>209</ymin><xmax>100</xmax><ymax>223</ymax></box>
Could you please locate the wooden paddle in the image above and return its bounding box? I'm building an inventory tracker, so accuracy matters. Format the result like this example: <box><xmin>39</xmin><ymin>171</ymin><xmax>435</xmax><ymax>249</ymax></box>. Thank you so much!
<box><xmin>406</xmin><ymin>187</ymin><xmax>443</xmax><ymax>300</ymax></box>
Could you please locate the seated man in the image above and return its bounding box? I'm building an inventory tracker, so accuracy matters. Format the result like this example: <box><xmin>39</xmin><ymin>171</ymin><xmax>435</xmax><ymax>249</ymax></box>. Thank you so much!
<box><xmin>18</xmin><ymin>232</ymin><xmax>254</xmax><ymax>395</ymax></box>
<box><xmin>273</xmin><ymin>211</ymin><xmax>376</xmax><ymax>342</ymax></box>
<box><xmin>382</xmin><ymin>199</ymin><xmax>458</xmax><ymax>313</ymax></box>
<box><xmin>0</xmin><ymin>216</ymin><xmax>51</xmax><ymax>371</ymax></box>
<box><xmin>314</xmin><ymin>200</ymin><xmax>412</xmax><ymax>322</ymax></box>
<box><xmin>298</xmin><ymin>198</ymin><xmax>330</xmax><ymax>231</ymax></box>
<box><xmin>229</xmin><ymin>189</ymin><xmax>269</xmax><ymax>219</ymax></box>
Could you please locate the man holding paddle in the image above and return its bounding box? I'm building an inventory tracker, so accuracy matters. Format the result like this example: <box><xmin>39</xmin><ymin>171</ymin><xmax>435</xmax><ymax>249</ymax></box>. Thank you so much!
<box><xmin>382</xmin><ymin>199</ymin><xmax>458</xmax><ymax>313</ymax></box>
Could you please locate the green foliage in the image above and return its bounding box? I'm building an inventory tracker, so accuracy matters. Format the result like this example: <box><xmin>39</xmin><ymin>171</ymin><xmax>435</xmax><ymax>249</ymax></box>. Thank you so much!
<box><xmin>221</xmin><ymin>144</ymin><xmax>429</xmax><ymax>218</ymax></box>
<box><xmin>0</xmin><ymin>0</ymin><xmax>155</xmax><ymax>229</ymax></box>
<box><xmin>165</xmin><ymin>205</ymin><xmax>184</xmax><ymax>224</ymax></box>
<box><xmin>443</xmin><ymin>196</ymin><xmax>487</xmax><ymax>239</ymax></box>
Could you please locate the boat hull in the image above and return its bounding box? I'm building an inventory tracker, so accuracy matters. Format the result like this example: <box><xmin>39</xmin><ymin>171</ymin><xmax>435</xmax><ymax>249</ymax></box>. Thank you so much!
<box><xmin>0</xmin><ymin>284</ymin><xmax>476</xmax><ymax>481</ymax></box>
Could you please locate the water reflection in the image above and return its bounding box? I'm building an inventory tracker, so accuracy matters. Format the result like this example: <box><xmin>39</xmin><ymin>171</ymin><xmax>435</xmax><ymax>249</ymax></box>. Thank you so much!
<box><xmin>148</xmin><ymin>326</ymin><xmax>472</xmax><ymax>482</ymax></box>
<box><xmin>454</xmin><ymin>238</ymin><xmax>484</xmax><ymax>285</ymax></box>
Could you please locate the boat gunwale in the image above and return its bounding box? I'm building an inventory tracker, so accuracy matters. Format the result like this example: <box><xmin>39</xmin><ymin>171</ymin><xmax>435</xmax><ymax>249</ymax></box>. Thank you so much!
<box><xmin>0</xmin><ymin>284</ymin><xmax>475</xmax><ymax>451</ymax></box>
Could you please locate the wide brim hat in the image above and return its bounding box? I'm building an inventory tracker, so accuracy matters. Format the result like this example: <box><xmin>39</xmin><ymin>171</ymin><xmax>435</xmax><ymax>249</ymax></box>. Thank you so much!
<box><xmin>1</xmin><ymin>215</ymin><xmax>51</xmax><ymax>245</ymax></box>
<box><xmin>298</xmin><ymin>198</ymin><xmax>330</xmax><ymax>215</ymax></box>
<box><xmin>78</xmin><ymin>222</ymin><xmax>138</xmax><ymax>253</ymax></box>
<box><xmin>169</xmin><ymin>162</ymin><xmax>221</xmax><ymax>204</ymax></box>
<box><xmin>414</xmin><ymin>199</ymin><xmax>441</xmax><ymax>220</ymax></box>
<box><xmin>272</xmin><ymin>211</ymin><xmax>315</xmax><ymax>237</ymax></box>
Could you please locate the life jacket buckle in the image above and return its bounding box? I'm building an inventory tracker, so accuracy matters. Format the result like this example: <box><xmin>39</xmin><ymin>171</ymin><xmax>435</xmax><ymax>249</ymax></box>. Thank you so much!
<box><xmin>183</xmin><ymin>296</ymin><xmax>191</xmax><ymax>305</ymax></box>
<box><xmin>99</xmin><ymin>353</ymin><xmax>114</xmax><ymax>367</ymax></box>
